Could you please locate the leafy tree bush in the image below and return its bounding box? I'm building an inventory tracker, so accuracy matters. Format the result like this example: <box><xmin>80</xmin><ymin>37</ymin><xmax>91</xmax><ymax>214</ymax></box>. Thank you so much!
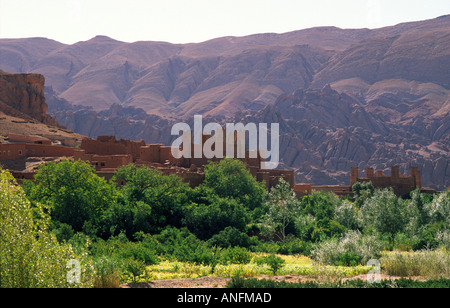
<box><xmin>334</xmin><ymin>200</ymin><xmax>358</xmax><ymax>230</ymax></box>
<box><xmin>311</xmin><ymin>230</ymin><xmax>383</xmax><ymax>266</ymax></box>
<box><xmin>23</xmin><ymin>159</ymin><xmax>117</xmax><ymax>233</ymax></box>
<box><xmin>113</xmin><ymin>164</ymin><xmax>192</xmax><ymax>234</ymax></box>
<box><xmin>352</xmin><ymin>182</ymin><xmax>374</xmax><ymax>208</ymax></box>
<box><xmin>101</xmin><ymin>200</ymin><xmax>153</xmax><ymax>238</ymax></box>
<box><xmin>413</xmin><ymin>222</ymin><xmax>449</xmax><ymax>250</ymax></box>
<box><xmin>299</xmin><ymin>191</ymin><xmax>346</xmax><ymax>242</ymax></box>
<box><xmin>207</xmin><ymin>227</ymin><xmax>258</xmax><ymax>248</ymax></box>
<box><xmin>0</xmin><ymin>168</ymin><xmax>94</xmax><ymax>288</ymax></box>
<box><xmin>221</xmin><ymin>246</ymin><xmax>252</xmax><ymax>265</ymax></box>
<box><xmin>183</xmin><ymin>194</ymin><xmax>250</xmax><ymax>240</ymax></box>
<box><xmin>426</xmin><ymin>191</ymin><xmax>450</xmax><ymax>225</ymax></box>
<box><xmin>122</xmin><ymin>257</ymin><xmax>147</xmax><ymax>282</ymax></box>
<box><xmin>276</xmin><ymin>235</ymin><xmax>312</xmax><ymax>255</ymax></box>
<box><xmin>202</xmin><ymin>158</ymin><xmax>267</xmax><ymax>214</ymax></box>
<box><xmin>358</xmin><ymin>188</ymin><xmax>407</xmax><ymax>235</ymax></box>
<box><xmin>254</xmin><ymin>254</ymin><xmax>285</xmax><ymax>275</ymax></box>
<box><xmin>260</xmin><ymin>178</ymin><xmax>302</xmax><ymax>243</ymax></box>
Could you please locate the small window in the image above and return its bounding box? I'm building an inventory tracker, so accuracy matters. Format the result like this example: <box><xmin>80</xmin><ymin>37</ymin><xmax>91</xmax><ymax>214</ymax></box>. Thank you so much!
<box><xmin>18</xmin><ymin>150</ymin><xmax>22</xmax><ymax>155</ymax></box>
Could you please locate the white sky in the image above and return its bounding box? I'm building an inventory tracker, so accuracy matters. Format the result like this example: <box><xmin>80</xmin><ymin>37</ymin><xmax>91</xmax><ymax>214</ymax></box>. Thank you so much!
<box><xmin>1</xmin><ymin>0</ymin><xmax>449</xmax><ymax>44</ymax></box>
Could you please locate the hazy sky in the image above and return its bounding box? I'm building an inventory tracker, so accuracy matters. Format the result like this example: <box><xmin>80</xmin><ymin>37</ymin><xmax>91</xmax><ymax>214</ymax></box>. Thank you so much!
<box><xmin>1</xmin><ymin>0</ymin><xmax>449</xmax><ymax>44</ymax></box>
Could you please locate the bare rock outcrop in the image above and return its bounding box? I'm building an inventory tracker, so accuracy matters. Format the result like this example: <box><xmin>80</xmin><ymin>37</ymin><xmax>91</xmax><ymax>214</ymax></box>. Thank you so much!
<box><xmin>0</xmin><ymin>70</ymin><xmax>61</xmax><ymax>127</ymax></box>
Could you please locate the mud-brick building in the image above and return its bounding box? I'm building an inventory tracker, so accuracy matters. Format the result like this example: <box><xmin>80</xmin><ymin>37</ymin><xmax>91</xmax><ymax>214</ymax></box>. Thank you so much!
<box><xmin>0</xmin><ymin>140</ymin><xmax>74</xmax><ymax>161</ymax></box>
<box><xmin>350</xmin><ymin>166</ymin><xmax>422</xmax><ymax>196</ymax></box>
<box><xmin>73</xmin><ymin>135</ymin><xmax>296</xmax><ymax>190</ymax></box>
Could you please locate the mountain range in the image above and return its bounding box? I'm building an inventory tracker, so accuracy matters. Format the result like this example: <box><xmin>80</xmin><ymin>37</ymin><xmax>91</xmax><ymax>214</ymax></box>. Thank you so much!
<box><xmin>0</xmin><ymin>15</ymin><xmax>449</xmax><ymax>190</ymax></box>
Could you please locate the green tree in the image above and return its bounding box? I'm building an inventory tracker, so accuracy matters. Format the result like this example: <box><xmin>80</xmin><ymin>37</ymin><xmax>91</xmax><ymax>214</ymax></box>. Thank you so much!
<box><xmin>358</xmin><ymin>188</ymin><xmax>407</xmax><ymax>235</ymax></box>
<box><xmin>260</xmin><ymin>178</ymin><xmax>301</xmax><ymax>243</ymax></box>
<box><xmin>183</xmin><ymin>191</ymin><xmax>250</xmax><ymax>240</ymax></box>
<box><xmin>334</xmin><ymin>200</ymin><xmax>358</xmax><ymax>230</ymax></box>
<box><xmin>202</xmin><ymin>158</ymin><xmax>267</xmax><ymax>214</ymax></box>
<box><xmin>352</xmin><ymin>182</ymin><xmax>375</xmax><ymax>208</ymax></box>
<box><xmin>254</xmin><ymin>254</ymin><xmax>285</xmax><ymax>275</ymax></box>
<box><xmin>113</xmin><ymin>164</ymin><xmax>192</xmax><ymax>234</ymax></box>
<box><xmin>299</xmin><ymin>190</ymin><xmax>345</xmax><ymax>242</ymax></box>
<box><xmin>24</xmin><ymin>159</ymin><xmax>117</xmax><ymax>233</ymax></box>
<box><xmin>426</xmin><ymin>191</ymin><xmax>450</xmax><ymax>225</ymax></box>
<box><xmin>0</xmin><ymin>168</ymin><xmax>94</xmax><ymax>288</ymax></box>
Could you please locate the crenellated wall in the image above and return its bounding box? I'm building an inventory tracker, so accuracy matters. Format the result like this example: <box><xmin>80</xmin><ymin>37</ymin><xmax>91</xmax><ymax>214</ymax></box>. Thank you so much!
<box><xmin>350</xmin><ymin>166</ymin><xmax>422</xmax><ymax>196</ymax></box>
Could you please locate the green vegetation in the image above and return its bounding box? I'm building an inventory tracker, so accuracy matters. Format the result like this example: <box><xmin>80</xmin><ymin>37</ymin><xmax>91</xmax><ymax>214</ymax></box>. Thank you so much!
<box><xmin>226</xmin><ymin>276</ymin><xmax>450</xmax><ymax>288</ymax></box>
<box><xmin>0</xmin><ymin>158</ymin><xmax>448</xmax><ymax>287</ymax></box>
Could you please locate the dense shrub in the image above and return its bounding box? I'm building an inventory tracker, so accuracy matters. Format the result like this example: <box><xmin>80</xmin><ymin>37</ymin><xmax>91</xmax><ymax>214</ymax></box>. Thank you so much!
<box><xmin>426</xmin><ymin>192</ymin><xmax>450</xmax><ymax>225</ymax></box>
<box><xmin>299</xmin><ymin>191</ymin><xmax>346</xmax><ymax>242</ymax></box>
<box><xmin>183</xmin><ymin>195</ymin><xmax>249</xmax><ymax>240</ymax></box>
<box><xmin>0</xmin><ymin>168</ymin><xmax>94</xmax><ymax>288</ymax></box>
<box><xmin>202</xmin><ymin>158</ymin><xmax>267</xmax><ymax>213</ymax></box>
<box><xmin>311</xmin><ymin>230</ymin><xmax>383</xmax><ymax>266</ymax></box>
<box><xmin>358</xmin><ymin>189</ymin><xmax>407</xmax><ymax>234</ymax></box>
<box><xmin>260</xmin><ymin>178</ymin><xmax>302</xmax><ymax>243</ymax></box>
<box><xmin>352</xmin><ymin>182</ymin><xmax>374</xmax><ymax>208</ymax></box>
<box><xmin>207</xmin><ymin>227</ymin><xmax>258</xmax><ymax>248</ymax></box>
<box><xmin>334</xmin><ymin>200</ymin><xmax>358</xmax><ymax>230</ymax></box>
<box><xmin>9</xmin><ymin>157</ymin><xmax>448</xmax><ymax>286</ymax></box>
<box><xmin>24</xmin><ymin>160</ymin><xmax>117</xmax><ymax>233</ymax></box>
<box><xmin>254</xmin><ymin>254</ymin><xmax>285</xmax><ymax>274</ymax></box>
<box><xmin>113</xmin><ymin>164</ymin><xmax>192</xmax><ymax>234</ymax></box>
<box><xmin>221</xmin><ymin>246</ymin><xmax>252</xmax><ymax>265</ymax></box>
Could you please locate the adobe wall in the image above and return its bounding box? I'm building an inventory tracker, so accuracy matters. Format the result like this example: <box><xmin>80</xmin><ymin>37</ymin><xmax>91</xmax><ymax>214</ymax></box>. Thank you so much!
<box><xmin>25</xmin><ymin>144</ymin><xmax>75</xmax><ymax>157</ymax></box>
<box><xmin>8</xmin><ymin>133</ymin><xmax>52</xmax><ymax>145</ymax></box>
<box><xmin>74</xmin><ymin>149</ymin><xmax>132</xmax><ymax>170</ymax></box>
<box><xmin>294</xmin><ymin>184</ymin><xmax>313</xmax><ymax>198</ymax></box>
<box><xmin>140</xmin><ymin>144</ymin><xmax>162</xmax><ymax>163</ymax></box>
<box><xmin>0</xmin><ymin>143</ymin><xmax>74</xmax><ymax>161</ymax></box>
<box><xmin>90</xmin><ymin>155</ymin><xmax>133</xmax><ymax>170</ymax></box>
<box><xmin>350</xmin><ymin>166</ymin><xmax>421</xmax><ymax>196</ymax></box>
<box><xmin>268</xmin><ymin>170</ymin><xmax>295</xmax><ymax>188</ymax></box>
<box><xmin>312</xmin><ymin>185</ymin><xmax>353</xmax><ymax>197</ymax></box>
<box><xmin>0</xmin><ymin>144</ymin><xmax>27</xmax><ymax>161</ymax></box>
<box><xmin>80</xmin><ymin>136</ymin><xmax>145</xmax><ymax>160</ymax></box>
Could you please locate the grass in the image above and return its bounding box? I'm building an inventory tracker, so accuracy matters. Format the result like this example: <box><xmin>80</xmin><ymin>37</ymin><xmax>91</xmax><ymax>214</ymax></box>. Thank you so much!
<box><xmin>144</xmin><ymin>253</ymin><xmax>372</xmax><ymax>282</ymax></box>
<box><xmin>99</xmin><ymin>250</ymin><xmax>450</xmax><ymax>286</ymax></box>
<box><xmin>381</xmin><ymin>248</ymin><xmax>450</xmax><ymax>279</ymax></box>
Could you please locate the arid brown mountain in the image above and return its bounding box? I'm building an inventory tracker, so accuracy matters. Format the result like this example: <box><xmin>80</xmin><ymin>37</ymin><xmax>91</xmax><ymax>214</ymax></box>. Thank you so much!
<box><xmin>239</xmin><ymin>86</ymin><xmax>449</xmax><ymax>191</ymax></box>
<box><xmin>1</xmin><ymin>15</ymin><xmax>449</xmax><ymax>189</ymax></box>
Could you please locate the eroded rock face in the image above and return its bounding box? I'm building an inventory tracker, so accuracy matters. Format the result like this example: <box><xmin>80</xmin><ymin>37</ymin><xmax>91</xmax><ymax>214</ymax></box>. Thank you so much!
<box><xmin>233</xmin><ymin>86</ymin><xmax>449</xmax><ymax>191</ymax></box>
<box><xmin>0</xmin><ymin>71</ymin><xmax>61</xmax><ymax>127</ymax></box>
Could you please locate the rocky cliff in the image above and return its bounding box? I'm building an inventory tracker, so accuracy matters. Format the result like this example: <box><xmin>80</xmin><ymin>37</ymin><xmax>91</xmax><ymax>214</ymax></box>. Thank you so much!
<box><xmin>0</xmin><ymin>70</ymin><xmax>61</xmax><ymax>127</ymax></box>
<box><xmin>235</xmin><ymin>86</ymin><xmax>449</xmax><ymax>191</ymax></box>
